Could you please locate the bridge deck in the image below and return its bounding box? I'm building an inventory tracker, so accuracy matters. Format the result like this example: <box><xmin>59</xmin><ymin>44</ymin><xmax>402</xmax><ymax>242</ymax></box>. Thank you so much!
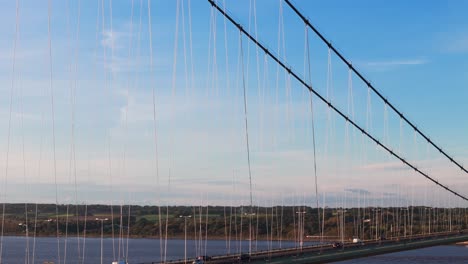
<box><xmin>263</xmin><ymin>233</ymin><xmax>468</xmax><ymax>264</ymax></box>
<box><xmin>150</xmin><ymin>231</ymin><xmax>468</xmax><ymax>264</ymax></box>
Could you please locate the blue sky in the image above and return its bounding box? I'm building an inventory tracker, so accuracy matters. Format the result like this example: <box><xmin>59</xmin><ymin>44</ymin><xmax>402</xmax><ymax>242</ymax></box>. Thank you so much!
<box><xmin>0</xmin><ymin>0</ymin><xmax>467</xmax><ymax>207</ymax></box>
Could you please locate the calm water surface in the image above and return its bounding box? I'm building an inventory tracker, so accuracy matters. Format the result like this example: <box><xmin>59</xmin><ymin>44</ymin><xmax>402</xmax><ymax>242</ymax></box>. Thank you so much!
<box><xmin>2</xmin><ymin>236</ymin><xmax>468</xmax><ymax>263</ymax></box>
<box><xmin>0</xmin><ymin>236</ymin><xmax>310</xmax><ymax>263</ymax></box>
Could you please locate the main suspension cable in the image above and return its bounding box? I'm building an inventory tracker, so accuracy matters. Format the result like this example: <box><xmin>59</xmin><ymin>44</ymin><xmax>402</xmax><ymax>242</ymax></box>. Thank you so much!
<box><xmin>207</xmin><ymin>0</ymin><xmax>468</xmax><ymax>202</ymax></box>
<box><xmin>284</xmin><ymin>0</ymin><xmax>468</xmax><ymax>175</ymax></box>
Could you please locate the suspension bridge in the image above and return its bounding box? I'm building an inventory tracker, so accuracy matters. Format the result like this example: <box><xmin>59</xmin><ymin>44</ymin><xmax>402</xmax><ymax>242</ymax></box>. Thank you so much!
<box><xmin>0</xmin><ymin>0</ymin><xmax>467</xmax><ymax>263</ymax></box>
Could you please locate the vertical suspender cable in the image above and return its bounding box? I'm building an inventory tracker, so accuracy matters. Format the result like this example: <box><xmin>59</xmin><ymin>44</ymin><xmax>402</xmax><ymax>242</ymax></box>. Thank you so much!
<box><xmin>0</xmin><ymin>0</ymin><xmax>19</xmax><ymax>261</ymax></box>
<box><xmin>17</xmin><ymin>23</ymin><xmax>31</xmax><ymax>264</ymax></box>
<box><xmin>65</xmin><ymin>0</ymin><xmax>82</xmax><ymax>262</ymax></box>
<box><xmin>188</xmin><ymin>0</ymin><xmax>195</xmax><ymax>98</ymax></box>
<box><xmin>239</xmin><ymin>30</ymin><xmax>254</xmax><ymax>255</ymax></box>
<box><xmin>252</xmin><ymin>0</ymin><xmax>262</xmax><ymax>149</ymax></box>
<box><xmin>101</xmin><ymin>0</ymin><xmax>117</xmax><ymax>260</ymax></box>
<box><xmin>274</xmin><ymin>1</ymin><xmax>282</xmax><ymax>149</ymax></box>
<box><xmin>8</xmin><ymin>2</ymin><xmax>30</xmax><ymax>263</ymax></box>
<box><xmin>64</xmin><ymin>1</ymin><xmax>72</xmax><ymax>261</ymax></box>
<box><xmin>80</xmin><ymin>1</ymin><xmax>101</xmax><ymax>262</ymax></box>
<box><xmin>164</xmin><ymin>0</ymin><xmax>180</xmax><ymax>261</ymax></box>
<box><xmin>126</xmin><ymin>1</ymin><xmax>143</xmax><ymax>261</ymax></box>
<box><xmin>222</xmin><ymin>0</ymin><xmax>230</xmax><ymax>95</ymax></box>
<box><xmin>146</xmin><ymin>0</ymin><xmax>163</xmax><ymax>262</ymax></box>
<box><xmin>47</xmin><ymin>0</ymin><xmax>61</xmax><ymax>262</ymax></box>
<box><xmin>180</xmin><ymin>0</ymin><xmax>189</xmax><ymax>99</ymax></box>
<box><xmin>304</xmin><ymin>24</ymin><xmax>321</xmax><ymax>246</ymax></box>
<box><xmin>234</xmin><ymin>31</ymin><xmax>242</xmax><ymax>252</ymax></box>
<box><xmin>211</xmin><ymin>1</ymin><xmax>218</xmax><ymax>98</ymax></box>
<box><xmin>221</xmin><ymin>0</ymin><xmax>231</xmax><ymax>253</ymax></box>
<box><xmin>20</xmin><ymin>75</ymin><xmax>31</xmax><ymax>264</ymax></box>
<box><xmin>95</xmin><ymin>0</ymin><xmax>116</xmax><ymax>260</ymax></box>
<box><xmin>206</xmin><ymin>6</ymin><xmax>214</xmax><ymax>96</ymax></box>
<box><xmin>119</xmin><ymin>0</ymin><xmax>135</xmax><ymax>259</ymax></box>
<box><xmin>32</xmin><ymin>132</ymin><xmax>44</xmax><ymax>263</ymax></box>
<box><xmin>72</xmin><ymin>0</ymin><xmax>82</xmax><ymax>261</ymax></box>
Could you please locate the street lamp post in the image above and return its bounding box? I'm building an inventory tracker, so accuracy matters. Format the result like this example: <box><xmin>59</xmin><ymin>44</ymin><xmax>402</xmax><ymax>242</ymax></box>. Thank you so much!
<box><xmin>96</xmin><ymin>218</ymin><xmax>108</xmax><ymax>264</ymax></box>
<box><xmin>400</xmin><ymin>208</ymin><xmax>409</xmax><ymax>238</ymax></box>
<box><xmin>179</xmin><ymin>215</ymin><xmax>192</xmax><ymax>264</ymax></box>
<box><xmin>372</xmin><ymin>208</ymin><xmax>381</xmax><ymax>241</ymax></box>
<box><xmin>19</xmin><ymin>222</ymin><xmax>30</xmax><ymax>260</ymax></box>
<box><xmin>295</xmin><ymin>211</ymin><xmax>306</xmax><ymax>250</ymax></box>
<box><xmin>335</xmin><ymin>208</ymin><xmax>347</xmax><ymax>246</ymax></box>
<box><xmin>362</xmin><ymin>218</ymin><xmax>371</xmax><ymax>240</ymax></box>
<box><xmin>425</xmin><ymin>207</ymin><xmax>433</xmax><ymax>234</ymax></box>
<box><xmin>243</xmin><ymin>212</ymin><xmax>256</xmax><ymax>256</ymax></box>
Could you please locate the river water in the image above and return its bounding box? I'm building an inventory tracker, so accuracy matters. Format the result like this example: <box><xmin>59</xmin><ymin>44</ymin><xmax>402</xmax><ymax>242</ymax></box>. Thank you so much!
<box><xmin>0</xmin><ymin>236</ymin><xmax>310</xmax><ymax>263</ymax></box>
<box><xmin>1</xmin><ymin>236</ymin><xmax>468</xmax><ymax>263</ymax></box>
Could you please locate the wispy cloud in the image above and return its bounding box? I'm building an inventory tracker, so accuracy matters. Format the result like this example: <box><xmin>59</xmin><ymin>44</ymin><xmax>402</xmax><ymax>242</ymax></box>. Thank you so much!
<box><xmin>360</xmin><ymin>161</ymin><xmax>411</xmax><ymax>172</ymax></box>
<box><xmin>364</xmin><ymin>58</ymin><xmax>429</xmax><ymax>71</ymax></box>
<box><xmin>444</xmin><ymin>34</ymin><xmax>468</xmax><ymax>53</ymax></box>
<box><xmin>345</xmin><ymin>188</ymin><xmax>371</xmax><ymax>195</ymax></box>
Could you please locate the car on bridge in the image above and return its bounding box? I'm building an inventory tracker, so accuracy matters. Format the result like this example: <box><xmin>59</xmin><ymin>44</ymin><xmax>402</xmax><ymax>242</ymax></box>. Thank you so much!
<box><xmin>237</xmin><ymin>253</ymin><xmax>251</xmax><ymax>262</ymax></box>
<box><xmin>197</xmin><ymin>255</ymin><xmax>212</xmax><ymax>261</ymax></box>
<box><xmin>353</xmin><ymin>238</ymin><xmax>365</xmax><ymax>246</ymax></box>
<box><xmin>332</xmin><ymin>242</ymin><xmax>343</xmax><ymax>249</ymax></box>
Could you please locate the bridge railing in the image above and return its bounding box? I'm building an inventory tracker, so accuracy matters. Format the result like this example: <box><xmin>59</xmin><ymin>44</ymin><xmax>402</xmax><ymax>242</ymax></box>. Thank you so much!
<box><xmin>137</xmin><ymin>230</ymin><xmax>467</xmax><ymax>264</ymax></box>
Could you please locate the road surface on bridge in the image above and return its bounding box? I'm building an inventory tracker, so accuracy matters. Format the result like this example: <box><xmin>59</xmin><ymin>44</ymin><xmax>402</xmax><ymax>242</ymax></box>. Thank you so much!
<box><xmin>151</xmin><ymin>230</ymin><xmax>468</xmax><ymax>264</ymax></box>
